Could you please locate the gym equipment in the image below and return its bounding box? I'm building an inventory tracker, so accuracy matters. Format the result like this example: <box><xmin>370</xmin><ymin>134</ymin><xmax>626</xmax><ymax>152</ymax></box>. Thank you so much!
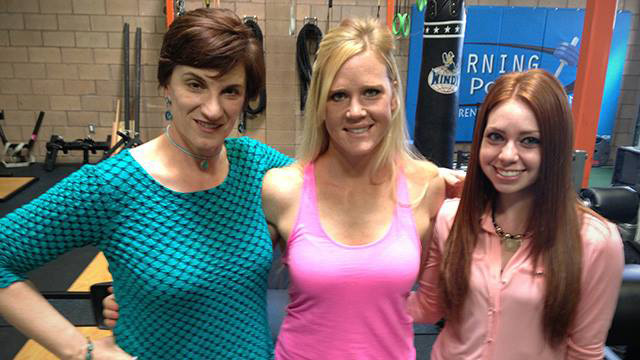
<box><xmin>110</xmin><ymin>99</ymin><xmax>121</xmax><ymax>150</ymax></box>
<box><xmin>296</xmin><ymin>18</ymin><xmax>322</xmax><ymax>112</ymax></box>
<box><xmin>0</xmin><ymin>283</ymin><xmax>112</xmax><ymax>328</ymax></box>
<box><xmin>606</xmin><ymin>265</ymin><xmax>640</xmax><ymax>360</ymax></box>
<box><xmin>106</xmin><ymin>24</ymin><xmax>143</xmax><ymax>156</ymax></box>
<box><xmin>0</xmin><ymin>111</ymin><xmax>13</xmax><ymax>177</ymax></box>
<box><xmin>579</xmin><ymin>186</ymin><xmax>640</xmax><ymax>359</ymax></box>
<box><xmin>579</xmin><ymin>186</ymin><xmax>639</xmax><ymax>226</ymax></box>
<box><xmin>240</xmin><ymin>16</ymin><xmax>267</xmax><ymax>133</ymax></box>
<box><xmin>580</xmin><ymin>186</ymin><xmax>640</xmax><ymax>265</ymax></box>
<box><xmin>326</xmin><ymin>0</ymin><xmax>333</xmax><ymax>33</ymax></box>
<box><xmin>105</xmin><ymin>124</ymin><xmax>136</xmax><ymax>157</ymax></box>
<box><xmin>572</xmin><ymin>150</ymin><xmax>587</xmax><ymax>191</ymax></box>
<box><xmin>105</xmin><ymin>23</ymin><xmax>134</xmax><ymax>156</ymax></box>
<box><xmin>453</xmin><ymin>150</ymin><xmax>469</xmax><ymax>171</ymax></box>
<box><xmin>0</xmin><ymin>111</ymin><xmax>8</xmax><ymax>149</ymax></box>
<box><xmin>123</xmin><ymin>23</ymin><xmax>130</xmax><ymax>136</ymax></box>
<box><xmin>288</xmin><ymin>0</ymin><xmax>296</xmax><ymax>36</ymax></box>
<box><xmin>176</xmin><ymin>0</ymin><xmax>185</xmax><ymax>16</ymax></box>
<box><xmin>392</xmin><ymin>0</ymin><xmax>410</xmax><ymax>38</ymax></box>
<box><xmin>413</xmin><ymin>0</ymin><xmax>467</xmax><ymax>167</ymax></box>
<box><xmin>593</xmin><ymin>135</ymin><xmax>612</xmax><ymax>167</ymax></box>
<box><xmin>134</xmin><ymin>26</ymin><xmax>142</xmax><ymax>143</ymax></box>
<box><xmin>612</xmin><ymin>146</ymin><xmax>640</xmax><ymax>190</ymax></box>
<box><xmin>244</xmin><ymin>16</ymin><xmax>266</xmax><ymax>117</ymax></box>
<box><xmin>48</xmin><ymin>24</ymin><xmax>141</xmax><ymax>167</ymax></box>
<box><xmin>44</xmin><ymin>127</ymin><xmax>111</xmax><ymax>171</ymax></box>
<box><xmin>1</xmin><ymin>111</ymin><xmax>45</xmax><ymax>168</ymax></box>
<box><xmin>164</xmin><ymin>0</ymin><xmax>192</xmax><ymax>27</ymax></box>
<box><xmin>634</xmin><ymin>103</ymin><xmax>640</xmax><ymax>147</ymax></box>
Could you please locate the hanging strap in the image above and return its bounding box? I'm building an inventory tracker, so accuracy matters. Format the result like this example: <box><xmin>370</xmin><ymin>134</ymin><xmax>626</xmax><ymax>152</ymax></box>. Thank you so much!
<box><xmin>296</xmin><ymin>21</ymin><xmax>323</xmax><ymax>111</ymax></box>
<box><xmin>237</xmin><ymin>17</ymin><xmax>266</xmax><ymax>133</ymax></box>
<box><xmin>0</xmin><ymin>111</ymin><xmax>8</xmax><ymax>145</ymax></box>
<box><xmin>243</xmin><ymin>17</ymin><xmax>267</xmax><ymax>118</ymax></box>
<box><xmin>325</xmin><ymin>0</ymin><xmax>333</xmax><ymax>33</ymax></box>
<box><xmin>175</xmin><ymin>0</ymin><xmax>185</xmax><ymax>16</ymax></box>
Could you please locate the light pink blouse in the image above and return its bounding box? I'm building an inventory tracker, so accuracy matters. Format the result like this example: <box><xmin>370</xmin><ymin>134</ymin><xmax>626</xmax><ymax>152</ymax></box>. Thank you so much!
<box><xmin>408</xmin><ymin>198</ymin><xmax>624</xmax><ymax>360</ymax></box>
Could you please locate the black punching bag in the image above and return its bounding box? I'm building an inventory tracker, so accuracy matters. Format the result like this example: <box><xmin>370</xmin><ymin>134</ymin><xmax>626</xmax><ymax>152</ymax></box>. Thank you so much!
<box><xmin>413</xmin><ymin>0</ymin><xmax>466</xmax><ymax>168</ymax></box>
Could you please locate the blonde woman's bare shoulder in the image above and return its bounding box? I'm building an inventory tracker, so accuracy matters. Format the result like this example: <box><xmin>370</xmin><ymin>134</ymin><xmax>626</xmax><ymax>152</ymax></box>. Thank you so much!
<box><xmin>263</xmin><ymin>162</ymin><xmax>305</xmax><ymax>204</ymax></box>
<box><xmin>403</xmin><ymin>158</ymin><xmax>440</xmax><ymax>186</ymax></box>
<box><xmin>402</xmin><ymin>159</ymin><xmax>445</xmax><ymax>214</ymax></box>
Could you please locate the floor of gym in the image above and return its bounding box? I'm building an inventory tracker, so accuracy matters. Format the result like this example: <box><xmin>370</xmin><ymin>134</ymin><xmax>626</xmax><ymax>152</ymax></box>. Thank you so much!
<box><xmin>0</xmin><ymin>164</ymin><xmax>616</xmax><ymax>359</ymax></box>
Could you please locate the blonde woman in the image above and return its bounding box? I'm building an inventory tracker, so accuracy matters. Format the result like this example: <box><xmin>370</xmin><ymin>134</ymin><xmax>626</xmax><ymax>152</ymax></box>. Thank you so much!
<box><xmin>263</xmin><ymin>18</ymin><xmax>445</xmax><ymax>359</ymax></box>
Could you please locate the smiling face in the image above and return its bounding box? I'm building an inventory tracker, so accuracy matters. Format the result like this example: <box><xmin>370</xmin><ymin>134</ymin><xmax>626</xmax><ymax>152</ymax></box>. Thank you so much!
<box><xmin>323</xmin><ymin>50</ymin><xmax>397</xmax><ymax>161</ymax></box>
<box><xmin>479</xmin><ymin>99</ymin><xmax>541</xmax><ymax>202</ymax></box>
<box><xmin>164</xmin><ymin>64</ymin><xmax>246</xmax><ymax>156</ymax></box>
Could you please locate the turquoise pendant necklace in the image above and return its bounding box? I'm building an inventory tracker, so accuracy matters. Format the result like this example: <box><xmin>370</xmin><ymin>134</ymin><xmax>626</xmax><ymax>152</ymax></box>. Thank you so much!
<box><xmin>164</xmin><ymin>125</ymin><xmax>210</xmax><ymax>170</ymax></box>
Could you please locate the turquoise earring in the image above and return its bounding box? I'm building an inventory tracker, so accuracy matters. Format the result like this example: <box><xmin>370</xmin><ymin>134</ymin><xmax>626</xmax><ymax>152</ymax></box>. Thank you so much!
<box><xmin>164</xmin><ymin>97</ymin><xmax>173</xmax><ymax>121</ymax></box>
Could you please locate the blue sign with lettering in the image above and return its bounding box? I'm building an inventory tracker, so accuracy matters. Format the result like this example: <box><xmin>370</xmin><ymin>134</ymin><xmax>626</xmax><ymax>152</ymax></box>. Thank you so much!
<box><xmin>456</xmin><ymin>6</ymin><xmax>631</xmax><ymax>141</ymax></box>
<box><xmin>406</xmin><ymin>6</ymin><xmax>632</xmax><ymax>142</ymax></box>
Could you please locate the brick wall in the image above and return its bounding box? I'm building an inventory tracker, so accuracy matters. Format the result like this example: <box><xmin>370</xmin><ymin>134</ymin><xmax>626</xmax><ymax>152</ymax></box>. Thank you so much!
<box><xmin>0</xmin><ymin>0</ymin><xmax>638</xmax><ymax>164</ymax></box>
<box><xmin>1</xmin><ymin>0</ymin><xmax>169</xmax><ymax>162</ymax></box>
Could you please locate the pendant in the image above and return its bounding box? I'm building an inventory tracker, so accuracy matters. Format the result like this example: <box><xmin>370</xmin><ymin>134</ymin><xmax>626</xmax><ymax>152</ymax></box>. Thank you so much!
<box><xmin>502</xmin><ymin>237</ymin><xmax>522</xmax><ymax>252</ymax></box>
<box><xmin>200</xmin><ymin>160</ymin><xmax>208</xmax><ymax>170</ymax></box>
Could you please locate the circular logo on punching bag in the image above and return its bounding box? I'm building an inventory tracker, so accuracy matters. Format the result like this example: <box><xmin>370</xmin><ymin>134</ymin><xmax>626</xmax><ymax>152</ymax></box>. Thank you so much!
<box><xmin>428</xmin><ymin>51</ymin><xmax>460</xmax><ymax>94</ymax></box>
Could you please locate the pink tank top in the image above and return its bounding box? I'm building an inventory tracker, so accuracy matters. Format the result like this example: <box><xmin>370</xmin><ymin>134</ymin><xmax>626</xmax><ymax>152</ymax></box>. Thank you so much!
<box><xmin>275</xmin><ymin>163</ymin><xmax>420</xmax><ymax>360</ymax></box>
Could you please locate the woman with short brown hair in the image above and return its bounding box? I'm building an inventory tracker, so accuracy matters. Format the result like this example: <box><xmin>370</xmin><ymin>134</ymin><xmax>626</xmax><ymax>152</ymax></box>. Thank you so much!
<box><xmin>0</xmin><ymin>8</ymin><xmax>289</xmax><ymax>359</ymax></box>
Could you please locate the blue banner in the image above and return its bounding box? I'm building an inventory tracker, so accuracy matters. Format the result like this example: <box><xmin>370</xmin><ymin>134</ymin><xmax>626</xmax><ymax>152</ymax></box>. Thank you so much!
<box><xmin>405</xmin><ymin>4</ymin><xmax>425</xmax><ymax>140</ymax></box>
<box><xmin>406</xmin><ymin>6</ymin><xmax>632</xmax><ymax>142</ymax></box>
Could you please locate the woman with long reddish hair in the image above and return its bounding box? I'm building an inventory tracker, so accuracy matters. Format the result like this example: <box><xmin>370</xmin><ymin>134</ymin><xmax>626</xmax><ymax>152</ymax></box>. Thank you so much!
<box><xmin>409</xmin><ymin>69</ymin><xmax>624</xmax><ymax>359</ymax></box>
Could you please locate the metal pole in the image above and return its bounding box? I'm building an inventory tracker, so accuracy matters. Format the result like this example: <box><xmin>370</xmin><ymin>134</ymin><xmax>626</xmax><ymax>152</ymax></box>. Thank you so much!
<box><xmin>123</xmin><ymin>23</ymin><xmax>130</xmax><ymax>132</ymax></box>
<box><xmin>571</xmin><ymin>0</ymin><xmax>617</xmax><ymax>187</ymax></box>
<box><xmin>134</xmin><ymin>27</ymin><xmax>141</xmax><ymax>136</ymax></box>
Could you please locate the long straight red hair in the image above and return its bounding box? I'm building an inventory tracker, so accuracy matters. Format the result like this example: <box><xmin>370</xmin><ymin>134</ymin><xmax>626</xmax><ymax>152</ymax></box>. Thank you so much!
<box><xmin>441</xmin><ymin>69</ymin><xmax>583</xmax><ymax>346</ymax></box>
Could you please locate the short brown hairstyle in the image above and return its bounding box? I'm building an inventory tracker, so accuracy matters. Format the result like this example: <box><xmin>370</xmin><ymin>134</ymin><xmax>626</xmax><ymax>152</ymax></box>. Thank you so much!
<box><xmin>157</xmin><ymin>8</ymin><xmax>265</xmax><ymax>102</ymax></box>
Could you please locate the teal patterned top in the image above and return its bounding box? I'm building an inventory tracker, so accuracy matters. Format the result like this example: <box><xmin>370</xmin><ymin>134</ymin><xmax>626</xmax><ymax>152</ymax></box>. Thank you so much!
<box><xmin>0</xmin><ymin>137</ymin><xmax>292</xmax><ymax>359</ymax></box>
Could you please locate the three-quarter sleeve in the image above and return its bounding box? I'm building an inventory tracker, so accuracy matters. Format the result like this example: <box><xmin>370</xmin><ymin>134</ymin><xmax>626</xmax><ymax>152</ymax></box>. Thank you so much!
<box><xmin>259</xmin><ymin>141</ymin><xmax>294</xmax><ymax>171</ymax></box>
<box><xmin>0</xmin><ymin>165</ymin><xmax>114</xmax><ymax>288</ymax></box>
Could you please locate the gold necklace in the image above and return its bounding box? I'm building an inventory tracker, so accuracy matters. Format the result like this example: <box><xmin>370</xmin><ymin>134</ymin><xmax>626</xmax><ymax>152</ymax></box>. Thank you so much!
<box><xmin>491</xmin><ymin>211</ymin><xmax>526</xmax><ymax>252</ymax></box>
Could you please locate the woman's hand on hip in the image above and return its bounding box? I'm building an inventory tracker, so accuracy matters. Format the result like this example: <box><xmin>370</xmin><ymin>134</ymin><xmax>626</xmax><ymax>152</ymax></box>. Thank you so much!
<box><xmin>91</xmin><ymin>336</ymin><xmax>137</xmax><ymax>360</ymax></box>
